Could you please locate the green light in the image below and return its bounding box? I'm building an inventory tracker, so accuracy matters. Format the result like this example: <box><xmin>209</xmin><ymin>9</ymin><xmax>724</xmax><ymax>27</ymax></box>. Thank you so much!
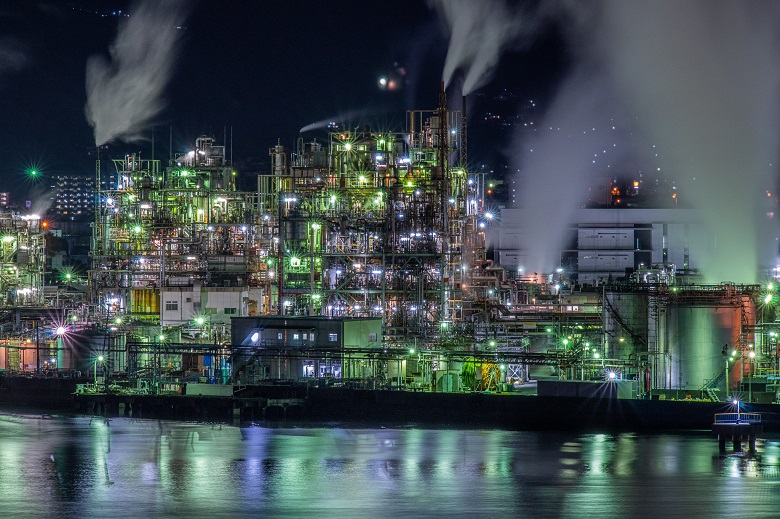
<box><xmin>769</xmin><ymin>283</ymin><xmax>775</xmax><ymax>291</ymax></box>
<box><xmin>2</xmin><ymin>236</ymin><xmax>14</xmax><ymax>243</ymax></box>
<box><xmin>330</xmin><ymin>195</ymin><xmax>337</xmax><ymax>204</ymax></box>
<box><xmin>311</xmin><ymin>223</ymin><xmax>321</xmax><ymax>230</ymax></box>
<box><xmin>29</xmin><ymin>169</ymin><xmax>38</xmax><ymax>177</ymax></box>
<box><xmin>114</xmin><ymin>317</ymin><xmax>122</xmax><ymax>324</ymax></box>
<box><xmin>546</xmin><ymin>327</ymin><xmax>552</xmax><ymax>333</ymax></box>
<box><xmin>344</xmin><ymin>142</ymin><xmax>352</xmax><ymax>151</ymax></box>
<box><xmin>489</xmin><ymin>340</ymin><xmax>496</xmax><ymax>347</ymax></box>
<box><xmin>409</xmin><ymin>348</ymin><xmax>415</xmax><ymax>354</ymax></box>
<box><xmin>196</xmin><ymin>317</ymin><xmax>205</xmax><ymax>325</ymax></box>
<box><xmin>593</xmin><ymin>351</ymin><xmax>600</xmax><ymax>359</ymax></box>
<box><xmin>133</xmin><ymin>225</ymin><xmax>142</xmax><ymax>234</ymax></box>
<box><xmin>406</xmin><ymin>181</ymin><xmax>414</xmax><ymax>187</ymax></box>
<box><xmin>312</xmin><ymin>294</ymin><xmax>321</xmax><ymax>301</ymax></box>
<box><xmin>359</xmin><ymin>175</ymin><xmax>367</xmax><ymax>183</ymax></box>
<box><xmin>562</xmin><ymin>338</ymin><xmax>569</xmax><ymax>346</ymax></box>
<box><xmin>158</xmin><ymin>335</ymin><xmax>165</xmax><ymax>342</ymax></box>
<box><xmin>765</xmin><ymin>293</ymin><xmax>773</xmax><ymax>304</ymax></box>
<box><xmin>180</xmin><ymin>170</ymin><xmax>189</xmax><ymax>177</ymax></box>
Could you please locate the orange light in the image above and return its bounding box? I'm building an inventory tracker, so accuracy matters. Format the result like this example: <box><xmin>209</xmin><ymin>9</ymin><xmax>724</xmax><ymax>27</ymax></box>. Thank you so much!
<box><xmin>41</xmin><ymin>221</ymin><xmax>48</xmax><ymax>229</ymax></box>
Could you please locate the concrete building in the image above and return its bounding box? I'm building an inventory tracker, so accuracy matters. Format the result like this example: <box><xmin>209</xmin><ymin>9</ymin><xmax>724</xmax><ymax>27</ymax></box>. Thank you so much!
<box><xmin>495</xmin><ymin>208</ymin><xmax>705</xmax><ymax>284</ymax></box>
<box><xmin>231</xmin><ymin>316</ymin><xmax>382</xmax><ymax>382</ymax></box>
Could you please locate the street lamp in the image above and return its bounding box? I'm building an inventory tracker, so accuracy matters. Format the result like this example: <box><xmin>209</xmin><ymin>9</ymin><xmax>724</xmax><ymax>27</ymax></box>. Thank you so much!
<box><xmin>749</xmin><ymin>350</ymin><xmax>756</xmax><ymax>403</ymax></box>
<box><xmin>94</xmin><ymin>355</ymin><xmax>104</xmax><ymax>391</ymax></box>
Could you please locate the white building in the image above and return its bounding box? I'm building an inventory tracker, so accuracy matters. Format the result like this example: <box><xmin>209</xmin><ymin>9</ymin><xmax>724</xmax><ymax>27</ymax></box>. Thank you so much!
<box><xmin>494</xmin><ymin>208</ymin><xmax>707</xmax><ymax>284</ymax></box>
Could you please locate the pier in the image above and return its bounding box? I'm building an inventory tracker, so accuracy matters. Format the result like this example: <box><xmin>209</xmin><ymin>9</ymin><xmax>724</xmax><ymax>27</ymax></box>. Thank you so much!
<box><xmin>712</xmin><ymin>412</ymin><xmax>763</xmax><ymax>453</ymax></box>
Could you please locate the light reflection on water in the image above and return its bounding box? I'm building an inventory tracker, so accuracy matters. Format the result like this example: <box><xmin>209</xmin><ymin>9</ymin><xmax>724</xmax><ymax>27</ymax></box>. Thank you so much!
<box><xmin>1</xmin><ymin>413</ymin><xmax>780</xmax><ymax>518</ymax></box>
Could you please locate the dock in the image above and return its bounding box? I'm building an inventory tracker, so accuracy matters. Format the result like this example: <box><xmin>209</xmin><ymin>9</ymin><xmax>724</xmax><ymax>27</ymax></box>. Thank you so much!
<box><xmin>712</xmin><ymin>412</ymin><xmax>763</xmax><ymax>453</ymax></box>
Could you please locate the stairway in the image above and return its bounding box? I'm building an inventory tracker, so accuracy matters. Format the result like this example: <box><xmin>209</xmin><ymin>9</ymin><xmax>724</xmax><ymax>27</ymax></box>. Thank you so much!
<box><xmin>705</xmin><ymin>388</ymin><xmax>720</xmax><ymax>402</ymax></box>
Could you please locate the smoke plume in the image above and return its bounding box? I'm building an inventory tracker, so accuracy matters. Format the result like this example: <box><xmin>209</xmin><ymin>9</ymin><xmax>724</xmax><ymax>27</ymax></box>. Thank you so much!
<box><xmin>510</xmin><ymin>64</ymin><xmax>639</xmax><ymax>274</ymax></box>
<box><xmin>429</xmin><ymin>0</ymin><xmax>540</xmax><ymax>95</ymax></box>
<box><xmin>0</xmin><ymin>37</ymin><xmax>28</xmax><ymax>76</ymax></box>
<box><xmin>85</xmin><ymin>0</ymin><xmax>191</xmax><ymax>146</ymax></box>
<box><xmin>591</xmin><ymin>0</ymin><xmax>780</xmax><ymax>282</ymax></box>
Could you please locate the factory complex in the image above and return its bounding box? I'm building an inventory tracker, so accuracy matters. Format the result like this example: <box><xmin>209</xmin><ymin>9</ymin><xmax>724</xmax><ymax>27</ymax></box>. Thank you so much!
<box><xmin>0</xmin><ymin>90</ymin><xmax>777</xmax><ymax>409</ymax></box>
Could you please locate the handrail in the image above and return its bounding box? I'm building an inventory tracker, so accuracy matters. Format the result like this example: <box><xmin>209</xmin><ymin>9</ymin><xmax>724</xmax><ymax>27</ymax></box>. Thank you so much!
<box><xmin>714</xmin><ymin>412</ymin><xmax>761</xmax><ymax>423</ymax></box>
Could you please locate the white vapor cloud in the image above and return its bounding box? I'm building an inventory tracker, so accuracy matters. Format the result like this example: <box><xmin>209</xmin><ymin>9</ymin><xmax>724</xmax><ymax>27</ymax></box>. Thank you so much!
<box><xmin>592</xmin><ymin>0</ymin><xmax>780</xmax><ymax>282</ymax></box>
<box><xmin>0</xmin><ymin>37</ymin><xmax>29</xmax><ymax>75</ymax></box>
<box><xmin>429</xmin><ymin>0</ymin><xmax>540</xmax><ymax>95</ymax></box>
<box><xmin>85</xmin><ymin>0</ymin><xmax>191</xmax><ymax>146</ymax></box>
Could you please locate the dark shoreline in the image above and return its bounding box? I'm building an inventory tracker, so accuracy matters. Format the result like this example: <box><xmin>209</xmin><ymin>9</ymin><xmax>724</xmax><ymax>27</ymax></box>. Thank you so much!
<box><xmin>2</xmin><ymin>375</ymin><xmax>778</xmax><ymax>433</ymax></box>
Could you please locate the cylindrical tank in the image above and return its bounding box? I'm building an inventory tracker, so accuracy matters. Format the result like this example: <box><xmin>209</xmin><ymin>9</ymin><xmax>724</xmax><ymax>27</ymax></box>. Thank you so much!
<box><xmin>662</xmin><ymin>301</ymin><xmax>746</xmax><ymax>390</ymax></box>
<box><xmin>603</xmin><ymin>291</ymin><xmax>649</xmax><ymax>359</ymax></box>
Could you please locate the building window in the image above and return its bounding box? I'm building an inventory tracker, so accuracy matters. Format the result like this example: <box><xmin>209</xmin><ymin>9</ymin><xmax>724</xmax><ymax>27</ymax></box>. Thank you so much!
<box><xmin>277</xmin><ymin>332</ymin><xmax>283</xmax><ymax>340</ymax></box>
<box><xmin>293</xmin><ymin>333</ymin><xmax>299</xmax><ymax>340</ymax></box>
<box><xmin>329</xmin><ymin>333</ymin><xmax>338</xmax><ymax>342</ymax></box>
<box><xmin>165</xmin><ymin>301</ymin><xmax>178</xmax><ymax>311</ymax></box>
<box><xmin>369</xmin><ymin>333</ymin><xmax>377</xmax><ymax>342</ymax></box>
<box><xmin>224</xmin><ymin>307</ymin><xmax>237</xmax><ymax>315</ymax></box>
<box><xmin>205</xmin><ymin>308</ymin><xmax>217</xmax><ymax>315</ymax></box>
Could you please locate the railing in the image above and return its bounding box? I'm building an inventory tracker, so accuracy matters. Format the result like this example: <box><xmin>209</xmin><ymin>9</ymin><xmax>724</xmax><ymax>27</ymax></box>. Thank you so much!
<box><xmin>714</xmin><ymin>412</ymin><xmax>762</xmax><ymax>423</ymax></box>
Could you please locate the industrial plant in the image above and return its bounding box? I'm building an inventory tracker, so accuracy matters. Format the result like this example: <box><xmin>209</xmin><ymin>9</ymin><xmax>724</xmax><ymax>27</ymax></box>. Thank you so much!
<box><xmin>0</xmin><ymin>89</ymin><xmax>777</xmax><ymax>410</ymax></box>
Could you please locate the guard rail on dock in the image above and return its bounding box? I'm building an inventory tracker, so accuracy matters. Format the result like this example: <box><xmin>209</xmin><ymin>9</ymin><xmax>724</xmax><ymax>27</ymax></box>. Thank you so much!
<box><xmin>712</xmin><ymin>412</ymin><xmax>763</xmax><ymax>453</ymax></box>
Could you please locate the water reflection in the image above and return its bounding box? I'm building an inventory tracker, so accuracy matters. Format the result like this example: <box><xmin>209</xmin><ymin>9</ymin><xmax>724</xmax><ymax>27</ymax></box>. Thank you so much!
<box><xmin>1</xmin><ymin>413</ymin><xmax>780</xmax><ymax>517</ymax></box>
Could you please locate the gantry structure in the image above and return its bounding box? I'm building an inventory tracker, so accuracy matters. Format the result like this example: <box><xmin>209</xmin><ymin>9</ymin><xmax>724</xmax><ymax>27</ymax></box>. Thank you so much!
<box><xmin>89</xmin><ymin>136</ymin><xmax>261</xmax><ymax>328</ymax></box>
<box><xmin>0</xmin><ymin>212</ymin><xmax>46</xmax><ymax>307</ymax></box>
<box><xmin>258</xmin><ymin>88</ymin><xmax>488</xmax><ymax>343</ymax></box>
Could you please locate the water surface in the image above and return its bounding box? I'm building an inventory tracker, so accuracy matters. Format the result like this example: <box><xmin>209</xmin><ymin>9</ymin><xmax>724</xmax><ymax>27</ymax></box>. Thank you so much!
<box><xmin>0</xmin><ymin>413</ymin><xmax>778</xmax><ymax>518</ymax></box>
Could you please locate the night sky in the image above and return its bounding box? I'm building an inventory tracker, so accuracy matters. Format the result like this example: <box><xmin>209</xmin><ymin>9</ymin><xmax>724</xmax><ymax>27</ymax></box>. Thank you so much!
<box><xmin>0</xmin><ymin>0</ymin><xmax>564</xmax><ymax>200</ymax></box>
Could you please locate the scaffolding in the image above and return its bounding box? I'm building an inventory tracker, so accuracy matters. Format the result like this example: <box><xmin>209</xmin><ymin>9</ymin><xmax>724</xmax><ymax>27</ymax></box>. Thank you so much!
<box><xmin>258</xmin><ymin>88</ymin><xmax>480</xmax><ymax>344</ymax></box>
<box><xmin>89</xmin><ymin>136</ymin><xmax>261</xmax><ymax>329</ymax></box>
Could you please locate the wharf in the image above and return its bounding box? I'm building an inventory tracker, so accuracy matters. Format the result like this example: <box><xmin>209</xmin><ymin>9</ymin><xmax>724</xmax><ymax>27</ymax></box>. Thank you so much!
<box><xmin>70</xmin><ymin>386</ymin><xmax>780</xmax><ymax>432</ymax></box>
<box><xmin>712</xmin><ymin>412</ymin><xmax>764</xmax><ymax>453</ymax></box>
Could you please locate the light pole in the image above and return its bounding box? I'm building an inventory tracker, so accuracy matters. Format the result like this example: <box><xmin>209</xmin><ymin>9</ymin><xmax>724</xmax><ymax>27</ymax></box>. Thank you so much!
<box><xmin>749</xmin><ymin>350</ymin><xmax>756</xmax><ymax>403</ymax></box>
<box><xmin>94</xmin><ymin>355</ymin><xmax>104</xmax><ymax>390</ymax></box>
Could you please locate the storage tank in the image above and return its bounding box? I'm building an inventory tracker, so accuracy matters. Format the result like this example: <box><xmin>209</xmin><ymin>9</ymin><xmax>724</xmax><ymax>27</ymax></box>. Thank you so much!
<box><xmin>662</xmin><ymin>302</ymin><xmax>743</xmax><ymax>390</ymax></box>
<box><xmin>656</xmin><ymin>289</ymin><xmax>754</xmax><ymax>391</ymax></box>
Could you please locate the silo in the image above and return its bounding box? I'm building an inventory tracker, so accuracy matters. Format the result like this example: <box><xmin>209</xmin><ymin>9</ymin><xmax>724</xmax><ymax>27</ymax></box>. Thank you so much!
<box><xmin>659</xmin><ymin>290</ymin><xmax>751</xmax><ymax>391</ymax></box>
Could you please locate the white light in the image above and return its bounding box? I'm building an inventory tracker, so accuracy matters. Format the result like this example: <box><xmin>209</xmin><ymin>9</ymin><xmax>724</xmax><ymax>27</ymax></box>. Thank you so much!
<box><xmin>251</xmin><ymin>332</ymin><xmax>259</xmax><ymax>342</ymax></box>
<box><xmin>485</xmin><ymin>212</ymin><xmax>493</xmax><ymax>220</ymax></box>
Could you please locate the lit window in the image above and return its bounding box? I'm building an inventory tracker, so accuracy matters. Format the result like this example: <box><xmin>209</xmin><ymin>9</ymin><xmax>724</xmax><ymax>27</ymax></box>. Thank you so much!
<box><xmin>165</xmin><ymin>301</ymin><xmax>178</xmax><ymax>311</ymax></box>
<box><xmin>329</xmin><ymin>333</ymin><xmax>338</xmax><ymax>342</ymax></box>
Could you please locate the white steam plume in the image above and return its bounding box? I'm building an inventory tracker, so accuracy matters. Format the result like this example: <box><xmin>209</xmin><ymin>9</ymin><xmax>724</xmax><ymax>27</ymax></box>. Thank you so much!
<box><xmin>429</xmin><ymin>0</ymin><xmax>540</xmax><ymax>95</ymax></box>
<box><xmin>0</xmin><ymin>37</ymin><xmax>28</xmax><ymax>75</ymax></box>
<box><xmin>85</xmin><ymin>0</ymin><xmax>191</xmax><ymax>146</ymax></box>
<box><xmin>511</xmin><ymin>64</ymin><xmax>636</xmax><ymax>274</ymax></box>
<box><xmin>591</xmin><ymin>1</ymin><xmax>780</xmax><ymax>283</ymax></box>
